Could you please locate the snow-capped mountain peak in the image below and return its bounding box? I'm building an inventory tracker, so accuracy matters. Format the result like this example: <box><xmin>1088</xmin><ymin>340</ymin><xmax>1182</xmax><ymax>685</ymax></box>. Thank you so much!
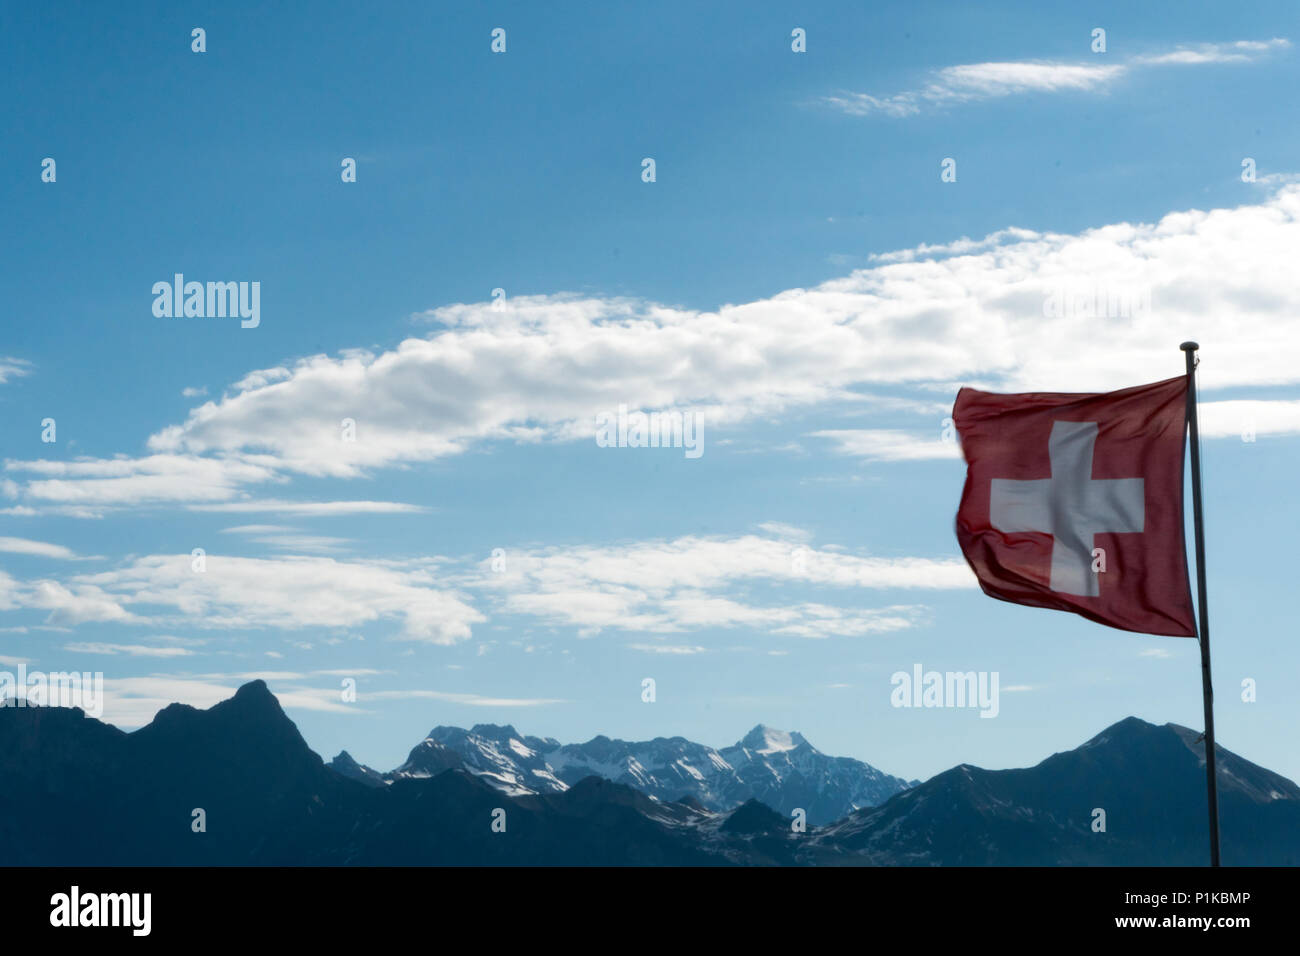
<box><xmin>368</xmin><ymin>719</ymin><xmax>913</xmax><ymax>824</ymax></box>
<box><xmin>737</xmin><ymin>724</ymin><xmax>809</xmax><ymax>755</ymax></box>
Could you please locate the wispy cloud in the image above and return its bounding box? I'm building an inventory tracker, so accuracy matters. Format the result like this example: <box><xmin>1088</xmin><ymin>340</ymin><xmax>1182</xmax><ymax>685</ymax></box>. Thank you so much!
<box><xmin>824</xmin><ymin>38</ymin><xmax>1289</xmax><ymax>117</ymax></box>
<box><xmin>0</xmin><ymin>537</ymin><xmax>85</xmax><ymax>560</ymax></box>
<box><xmin>826</xmin><ymin>61</ymin><xmax>1124</xmax><ymax>117</ymax></box>
<box><xmin>218</xmin><ymin>524</ymin><xmax>350</xmax><ymax>554</ymax></box>
<box><xmin>867</xmin><ymin>227</ymin><xmax>1043</xmax><ymax>264</ymax></box>
<box><xmin>64</xmin><ymin>641</ymin><xmax>197</xmax><ymax>658</ymax></box>
<box><xmin>9</xmin><ymin>554</ymin><xmax>482</xmax><ymax>644</ymax></box>
<box><xmin>627</xmin><ymin>642</ymin><xmax>708</xmax><ymax>655</ymax></box>
<box><xmin>1132</xmin><ymin>38</ymin><xmax>1291</xmax><ymax>66</ymax></box>
<box><xmin>188</xmin><ymin>499</ymin><xmax>427</xmax><ymax>516</ymax></box>
<box><xmin>362</xmin><ymin>689</ymin><xmax>567</xmax><ymax>706</ymax></box>
<box><xmin>3</xmin><ymin>454</ymin><xmax>277</xmax><ymax>509</ymax></box>
<box><xmin>1</xmin><ymin>455</ymin><xmax>426</xmax><ymax>518</ymax></box>
<box><xmin>811</xmin><ymin>429</ymin><xmax>961</xmax><ymax>462</ymax></box>
<box><xmin>471</xmin><ymin>531</ymin><xmax>971</xmax><ymax>638</ymax></box>
<box><xmin>22</xmin><ymin>579</ymin><xmax>146</xmax><ymax>626</ymax></box>
<box><xmin>0</xmin><ymin>357</ymin><xmax>33</xmax><ymax>384</ymax></box>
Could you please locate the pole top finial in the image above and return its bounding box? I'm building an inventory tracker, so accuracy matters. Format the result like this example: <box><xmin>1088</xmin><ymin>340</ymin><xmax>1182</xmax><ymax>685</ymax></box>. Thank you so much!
<box><xmin>1181</xmin><ymin>341</ymin><xmax>1200</xmax><ymax>352</ymax></box>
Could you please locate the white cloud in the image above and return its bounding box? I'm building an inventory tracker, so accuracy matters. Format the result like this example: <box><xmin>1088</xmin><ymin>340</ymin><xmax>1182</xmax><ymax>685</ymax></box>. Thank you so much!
<box><xmin>825</xmin><ymin>61</ymin><xmax>1124</xmax><ymax>117</ymax></box>
<box><xmin>363</xmin><ymin>688</ymin><xmax>566</xmax><ymax>706</ymax></box>
<box><xmin>3</xmin><ymin>454</ymin><xmax>277</xmax><ymax>507</ymax></box>
<box><xmin>87</xmin><ymin>185</ymin><xmax>1300</xmax><ymax>486</ymax></box>
<box><xmin>64</xmin><ymin>642</ymin><xmax>196</xmax><ymax>658</ymax></box>
<box><xmin>627</xmin><ymin>643</ymin><xmax>708</xmax><ymax>654</ymax></box>
<box><xmin>1</xmin><ymin>457</ymin><xmax>422</xmax><ymax>518</ymax></box>
<box><xmin>939</xmin><ymin>61</ymin><xmax>1121</xmax><ymax>94</ymax></box>
<box><xmin>218</xmin><ymin>525</ymin><xmax>350</xmax><ymax>553</ymax></box>
<box><xmin>23</xmin><ymin>580</ymin><xmax>144</xmax><ymax>626</ymax></box>
<box><xmin>0</xmin><ymin>357</ymin><xmax>33</xmax><ymax>384</ymax></box>
<box><xmin>1251</xmin><ymin>172</ymin><xmax>1300</xmax><ymax>188</ymax></box>
<box><xmin>825</xmin><ymin>39</ymin><xmax>1287</xmax><ymax>117</ymax></box>
<box><xmin>1133</xmin><ymin>38</ymin><xmax>1290</xmax><ymax>66</ymax></box>
<box><xmin>867</xmin><ymin>228</ymin><xmax>1045</xmax><ymax>265</ymax></box>
<box><xmin>811</xmin><ymin>429</ymin><xmax>961</xmax><ymax>461</ymax></box>
<box><xmin>472</xmin><ymin>532</ymin><xmax>970</xmax><ymax>638</ymax></box>
<box><xmin>1199</xmin><ymin>400</ymin><xmax>1300</xmax><ymax>439</ymax></box>
<box><xmin>0</xmin><ymin>537</ymin><xmax>82</xmax><ymax>559</ymax></box>
<box><xmin>7</xmin><ymin>185</ymin><xmax>1300</xmax><ymax>535</ymax></box>
<box><xmin>67</xmin><ymin>554</ymin><xmax>482</xmax><ymax>644</ymax></box>
<box><xmin>1</xmin><ymin>552</ymin><xmax>479</xmax><ymax>644</ymax></box>
<box><xmin>755</xmin><ymin>521</ymin><xmax>813</xmax><ymax>542</ymax></box>
<box><xmin>187</xmin><ymin>499</ymin><xmax>426</xmax><ymax>516</ymax></box>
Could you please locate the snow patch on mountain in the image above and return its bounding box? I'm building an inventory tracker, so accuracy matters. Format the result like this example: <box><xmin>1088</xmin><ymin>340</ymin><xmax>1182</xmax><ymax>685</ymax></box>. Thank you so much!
<box><xmin>380</xmin><ymin>720</ymin><xmax>913</xmax><ymax>824</ymax></box>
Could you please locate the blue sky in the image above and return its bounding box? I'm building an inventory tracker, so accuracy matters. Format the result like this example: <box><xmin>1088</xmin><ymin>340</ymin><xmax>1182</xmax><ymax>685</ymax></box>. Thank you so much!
<box><xmin>3</xmin><ymin>1</ymin><xmax>1300</xmax><ymax>784</ymax></box>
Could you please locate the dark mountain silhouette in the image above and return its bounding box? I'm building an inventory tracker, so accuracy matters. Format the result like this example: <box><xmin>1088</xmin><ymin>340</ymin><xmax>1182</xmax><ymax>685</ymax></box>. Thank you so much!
<box><xmin>1</xmin><ymin>681</ymin><xmax>362</xmax><ymax>865</ymax></box>
<box><xmin>3</xmin><ymin>682</ymin><xmax>1297</xmax><ymax>865</ymax></box>
<box><xmin>721</xmin><ymin>798</ymin><xmax>790</xmax><ymax>835</ymax></box>
<box><xmin>328</xmin><ymin>750</ymin><xmax>387</xmax><ymax>787</ymax></box>
<box><xmin>809</xmin><ymin>716</ymin><xmax>1300</xmax><ymax>865</ymax></box>
<box><xmin>0</xmin><ymin>681</ymin><xmax>768</xmax><ymax>865</ymax></box>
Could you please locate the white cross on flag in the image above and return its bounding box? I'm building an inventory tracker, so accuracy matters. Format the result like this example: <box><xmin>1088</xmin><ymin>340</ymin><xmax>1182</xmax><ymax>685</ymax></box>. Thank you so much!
<box><xmin>953</xmin><ymin>375</ymin><xmax>1197</xmax><ymax>636</ymax></box>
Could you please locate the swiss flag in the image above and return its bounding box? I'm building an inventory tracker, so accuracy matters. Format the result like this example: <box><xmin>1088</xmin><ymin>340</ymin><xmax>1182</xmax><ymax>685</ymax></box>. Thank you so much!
<box><xmin>953</xmin><ymin>375</ymin><xmax>1196</xmax><ymax>637</ymax></box>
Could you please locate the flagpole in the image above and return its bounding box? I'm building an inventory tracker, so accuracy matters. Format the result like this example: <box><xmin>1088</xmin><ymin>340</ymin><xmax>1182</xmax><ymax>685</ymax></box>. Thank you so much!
<box><xmin>1180</xmin><ymin>341</ymin><xmax>1221</xmax><ymax>867</ymax></box>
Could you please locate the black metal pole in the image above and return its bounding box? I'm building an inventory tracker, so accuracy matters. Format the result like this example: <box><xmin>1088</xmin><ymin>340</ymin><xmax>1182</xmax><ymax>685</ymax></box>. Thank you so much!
<box><xmin>1180</xmin><ymin>340</ymin><xmax>1220</xmax><ymax>867</ymax></box>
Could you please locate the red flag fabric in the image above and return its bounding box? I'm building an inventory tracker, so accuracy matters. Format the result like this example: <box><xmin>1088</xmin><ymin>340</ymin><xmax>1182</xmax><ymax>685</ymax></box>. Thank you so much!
<box><xmin>953</xmin><ymin>375</ymin><xmax>1196</xmax><ymax>637</ymax></box>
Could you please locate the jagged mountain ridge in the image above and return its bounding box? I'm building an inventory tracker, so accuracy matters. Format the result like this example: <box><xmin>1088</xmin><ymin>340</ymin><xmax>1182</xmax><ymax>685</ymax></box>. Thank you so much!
<box><xmin>0</xmin><ymin>681</ymin><xmax>799</xmax><ymax>865</ymax></box>
<box><xmin>807</xmin><ymin>715</ymin><xmax>1300</xmax><ymax>865</ymax></box>
<box><xmin>333</xmin><ymin>719</ymin><xmax>916</xmax><ymax>824</ymax></box>
<box><xmin>6</xmin><ymin>682</ymin><xmax>1298</xmax><ymax>865</ymax></box>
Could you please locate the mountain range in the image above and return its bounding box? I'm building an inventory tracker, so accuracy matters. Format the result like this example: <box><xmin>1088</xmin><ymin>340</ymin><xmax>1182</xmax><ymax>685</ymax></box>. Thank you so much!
<box><xmin>329</xmin><ymin>720</ymin><xmax>917</xmax><ymax>825</ymax></box>
<box><xmin>3</xmin><ymin>680</ymin><xmax>1297</xmax><ymax>865</ymax></box>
